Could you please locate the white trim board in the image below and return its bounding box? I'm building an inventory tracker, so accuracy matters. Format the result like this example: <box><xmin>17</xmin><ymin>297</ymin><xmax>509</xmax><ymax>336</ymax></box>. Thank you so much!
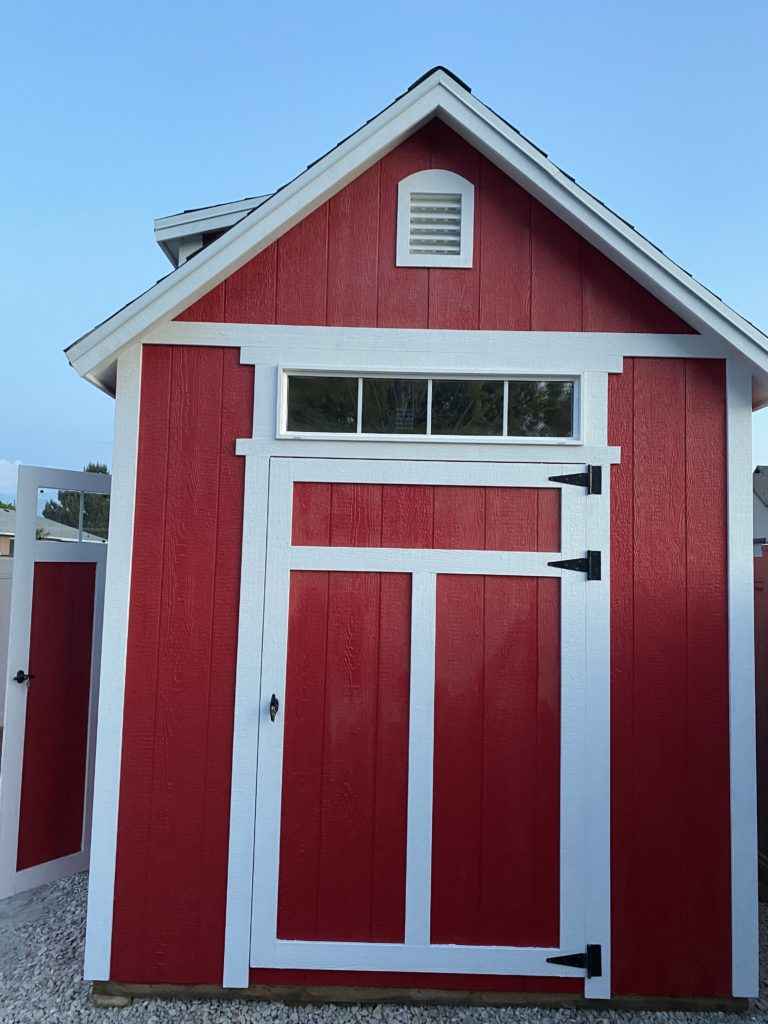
<box><xmin>224</xmin><ymin>456</ymin><xmax>612</xmax><ymax>994</ymax></box>
<box><xmin>84</xmin><ymin>347</ymin><xmax>143</xmax><ymax>981</ymax></box>
<box><xmin>66</xmin><ymin>68</ymin><xmax>768</xmax><ymax>393</ymax></box>
<box><xmin>727</xmin><ymin>358</ymin><xmax>759</xmax><ymax>998</ymax></box>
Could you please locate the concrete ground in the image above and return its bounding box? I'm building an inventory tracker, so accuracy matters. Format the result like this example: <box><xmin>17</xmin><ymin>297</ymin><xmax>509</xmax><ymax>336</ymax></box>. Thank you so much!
<box><xmin>0</xmin><ymin>872</ymin><xmax>765</xmax><ymax>1023</ymax></box>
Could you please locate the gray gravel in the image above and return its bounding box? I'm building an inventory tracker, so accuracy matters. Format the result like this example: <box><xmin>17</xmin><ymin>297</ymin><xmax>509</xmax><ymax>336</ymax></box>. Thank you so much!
<box><xmin>0</xmin><ymin>872</ymin><xmax>766</xmax><ymax>1023</ymax></box>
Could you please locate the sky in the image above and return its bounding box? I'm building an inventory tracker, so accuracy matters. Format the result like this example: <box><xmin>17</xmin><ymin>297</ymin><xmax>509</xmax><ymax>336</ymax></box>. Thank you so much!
<box><xmin>1</xmin><ymin>0</ymin><xmax>767</xmax><ymax>499</ymax></box>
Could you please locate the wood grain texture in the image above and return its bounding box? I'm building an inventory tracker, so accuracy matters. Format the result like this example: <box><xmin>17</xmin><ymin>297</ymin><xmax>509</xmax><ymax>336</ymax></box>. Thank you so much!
<box><xmin>112</xmin><ymin>346</ymin><xmax>253</xmax><ymax>984</ymax></box>
<box><xmin>431</xmin><ymin>574</ymin><xmax>560</xmax><ymax>946</ymax></box>
<box><xmin>16</xmin><ymin>562</ymin><xmax>96</xmax><ymax>870</ymax></box>
<box><xmin>277</xmin><ymin>570</ymin><xmax>410</xmax><ymax>942</ymax></box>
<box><xmin>176</xmin><ymin>122</ymin><xmax>693</xmax><ymax>334</ymax></box>
<box><xmin>292</xmin><ymin>483</ymin><xmax>560</xmax><ymax>552</ymax></box>
<box><xmin>609</xmin><ymin>357</ymin><xmax>730</xmax><ymax>997</ymax></box>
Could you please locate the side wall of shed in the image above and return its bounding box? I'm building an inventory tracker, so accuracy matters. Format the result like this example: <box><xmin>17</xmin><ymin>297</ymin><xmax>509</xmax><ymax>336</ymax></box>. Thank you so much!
<box><xmin>109</xmin><ymin>345</ymin><xmax>731</xmax><ymax>996</ymax></box>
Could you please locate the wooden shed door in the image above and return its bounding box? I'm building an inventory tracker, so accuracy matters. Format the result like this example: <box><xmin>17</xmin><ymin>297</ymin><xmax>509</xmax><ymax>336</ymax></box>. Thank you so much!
<box><xmin>251</xmin><ymin>458</ymin><xmax>607</xmax><ymax>990</ymax></box>
<box><xmin>0</xmin><ymin>466</ymin><xmax>109</xmax><ymax>897</ymax></box>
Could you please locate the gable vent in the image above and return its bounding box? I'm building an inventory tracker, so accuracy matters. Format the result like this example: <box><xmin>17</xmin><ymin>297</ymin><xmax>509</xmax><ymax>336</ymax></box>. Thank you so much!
<box><xmin>409</xmin><ymin>192</ymin><xmax>462</xmax><ymax>256</ymax></box>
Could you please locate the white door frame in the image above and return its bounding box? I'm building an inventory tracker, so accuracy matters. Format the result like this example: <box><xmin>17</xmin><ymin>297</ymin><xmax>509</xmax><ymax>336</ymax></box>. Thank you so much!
<box><xmin>0</xmin><ymin>465</ymin><xmax>110</xmax><ymax>898</ymax></box>
<box><xmin>249</xmin><ymin>457</ymin><xmax>611</xmax><ymax>997</ymax></box>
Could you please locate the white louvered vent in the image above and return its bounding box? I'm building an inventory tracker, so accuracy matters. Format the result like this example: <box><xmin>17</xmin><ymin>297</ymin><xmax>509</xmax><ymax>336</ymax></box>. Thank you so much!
<box><xmin>397</xmin><ymin>169</ymin><xmax>474</xmax><ymax>268</ymax></box>
<box><xmin>409</xmin><ymin>192</ymin><xmax>462</xmax><ymax>256</ymax></box>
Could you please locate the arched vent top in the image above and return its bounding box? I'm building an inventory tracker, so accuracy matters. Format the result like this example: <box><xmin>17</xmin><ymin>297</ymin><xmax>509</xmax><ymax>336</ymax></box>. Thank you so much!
<box><xmin>396</xmin><ymin>169</ymin><xmax>474</xmax><ymax>268</ymax></box>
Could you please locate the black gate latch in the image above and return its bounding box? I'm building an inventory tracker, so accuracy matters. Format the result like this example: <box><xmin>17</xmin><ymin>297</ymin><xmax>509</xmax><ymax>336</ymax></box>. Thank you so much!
<box><xmin>549</xmin><ymin>465</ymin><xmax>602</xmax><ymax>495</ymax></box>
<box><xmin>546</xmin><ymin>944</ymin><xmax>602</xmax><ymax>978</ymax></box>
<box><xmin>547</xmin><ymin>550</ymin><xmax>601</xmax><ymax>581</ymax></box>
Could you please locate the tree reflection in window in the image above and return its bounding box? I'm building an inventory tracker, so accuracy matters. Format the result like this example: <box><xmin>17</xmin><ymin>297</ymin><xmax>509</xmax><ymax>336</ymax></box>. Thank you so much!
<box><xmin>507</xmin><ymin>381</ymin><xmax>573</xmax><ymax>437</ymax></box>
<box><xmin>431</xmin><ymin>380</ymin><xmax>503</xmax><ymax>435</ymax></box>
<box><xmin>286</xmin><ymin>376</ymin><xmax>358</xmax><ymax>432</ymax></box>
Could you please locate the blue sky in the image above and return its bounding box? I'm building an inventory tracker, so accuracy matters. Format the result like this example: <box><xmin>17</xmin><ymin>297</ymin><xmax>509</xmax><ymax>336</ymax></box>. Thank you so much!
<box><xmin>1</xmin><ymin>0</ymin><xmax>767</xmax><ymax>498</ymax></box>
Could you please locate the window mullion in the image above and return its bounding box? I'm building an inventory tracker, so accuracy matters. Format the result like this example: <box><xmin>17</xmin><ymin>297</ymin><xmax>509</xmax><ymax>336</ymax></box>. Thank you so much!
<box><xmin>426</xmin><ymin>379</ymin><xmax>433</xmax><ymax>436</ymax></box>
<box><xmin>502</xmin><ymin>380</ymin><xmax>509</xmax><ymax>437</ymax></box>
<box><xmin>357</xmin><ymin>377</ymin><xmax>363</xmax><ymax>433</ymax></box>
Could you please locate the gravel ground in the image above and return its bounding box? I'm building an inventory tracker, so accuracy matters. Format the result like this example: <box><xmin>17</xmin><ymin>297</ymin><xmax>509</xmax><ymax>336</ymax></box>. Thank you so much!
<box><xmin>0</xmin><ymin>873</ymin><xmax>765</xmax><ymax>1024</ymax></box>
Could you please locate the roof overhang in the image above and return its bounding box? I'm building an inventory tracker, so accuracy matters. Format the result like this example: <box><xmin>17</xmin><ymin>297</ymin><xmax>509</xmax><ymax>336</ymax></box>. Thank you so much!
<box><xmin>154</xmin><ymin>195</ymin><xmax>271</xmax><ymax>266</ymax></box>
<box><xmin>66</xmin><ymin>67</ymin><xmax>768</xmax><ymax>406</ymax></box>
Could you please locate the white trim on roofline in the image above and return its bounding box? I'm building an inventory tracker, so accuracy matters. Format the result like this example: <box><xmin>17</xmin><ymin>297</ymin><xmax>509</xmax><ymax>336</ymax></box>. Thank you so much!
<box><xmin>66</xmin><ymin>68</ymin><xmax>768</xmax><ymax>397</ymax></box>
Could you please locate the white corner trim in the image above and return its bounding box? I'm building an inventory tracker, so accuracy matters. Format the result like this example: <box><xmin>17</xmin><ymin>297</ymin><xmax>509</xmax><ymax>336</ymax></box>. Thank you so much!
<box><xmin>396</xmin><ymin>169</ymin><xmax>474</xmax><ymax>268</ymax></box>
<box><xmin>67</xmin><ymin>68</ymin><xmax>768</xmax><ymax>388</ymax></box>
<box><xmin>84</xmin><ymin>344</ymin><xmax>142</xmax><ymax>981</ymax></box>
<box><xmin>727</xmin><ymin>358</ymin><xmax>759</xmax><ymax>998</ymax></box>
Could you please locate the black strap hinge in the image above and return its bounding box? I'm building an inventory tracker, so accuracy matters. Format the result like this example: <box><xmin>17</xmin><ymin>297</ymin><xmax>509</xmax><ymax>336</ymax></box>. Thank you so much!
<box><xmin>549</xmin><ymin>465</ymin><xmax>602</xmax><ymax>495</ymax></box>
<box><xmin>548</xmin><ymin>550</ymin><xmax>601</xmax><ymax>580</ymax></box>
<box><xmin>546</xmin><ymin>944</ymin><xmax>602</xmax><ymax>978</ymax></box>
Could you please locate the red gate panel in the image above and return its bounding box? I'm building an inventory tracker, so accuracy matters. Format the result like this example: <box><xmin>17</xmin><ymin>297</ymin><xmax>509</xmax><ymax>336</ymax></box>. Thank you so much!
<box><xmin>431</xmin><ymin>573</ymin><xmax>560</xmax><ymax>947</ymax></box>
<box><xmin>17</xmin><ymin>561</ymin><xmax>96</xmax><ymax>870</ymax></box>
<box><xmin>277</xmin><ymin>570</ymin><xmax>411</xmax><ymax>942</ymax></box>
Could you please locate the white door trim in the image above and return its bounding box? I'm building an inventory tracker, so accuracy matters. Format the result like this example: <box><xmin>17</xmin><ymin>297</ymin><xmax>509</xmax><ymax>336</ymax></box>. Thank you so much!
<box><xmin>0</xmin><ymin>466</ymin><xmax>110</xmax><ymax>899</ymax></box>
<box><xmin>240</xmin><ymin>457</ymin><xmax>610</xmax><ymax>993</ymax></box>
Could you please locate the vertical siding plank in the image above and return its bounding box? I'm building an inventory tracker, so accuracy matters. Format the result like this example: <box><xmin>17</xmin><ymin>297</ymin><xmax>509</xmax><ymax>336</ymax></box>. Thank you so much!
<box><xmin>530</xmin><ymin>202</ymin><xmax>582</xmax><ymax>330</ymax></box>
<box><xmin>370</xmin><ymin>572</ymin><xmax>411</xmax><ymax>940</ymax></box>
<box><xmin>478</xmin><ymin>165</ymin><xmax>531</xmax><ymax>330</ymax></box>
<box><xmin>630</xmin><ymin>358</ymin><xmax>688</xmax><ymax>997</ymax></box>
<box><xmin>485</xmin><ymin>488</ymin><xmax>538</xmax><ymax>550</ymax></box>
<box><xmin>276</xmin><ymin>205</ymin><xmax>329</xmax><ymax>325</ymax></box>
<box><xmin>277</xmin><ymin>570</ymin><xmax>329</xmax><ymax>939</ymax></box>
<box><xmin>224</xmin><ymin>243</ymin><xmax>278</xmax><ymax>324</ymax></box>
<box><xmin>582</xmin><ymin>244</ymin><xmax>693</xmax><ymax>334</ymax></box>
<box><xmin>377</xmin><ymin>131</ymin><xmax>430</xmax><ymax>328</ymax></box>
<box><xmin>427</xmin><ymin>120</ymin><xmax>481</xmax><ymax>330</ymax></box>
<box><xmin>175</xmin><ymin>284</ymin><xmax>226</xmax><ymax>323</ymax></box>
<box><xmin>329</xmin><ymin>484</ymin><xmax>383</xmax><ymax>547</ymax></box>
<box><xmin>683</xmin><ymin>359</ymin><xmax>731</xmax><ymax>994</ymax></box>
<box><xmin>316</xmin><ymin>573</ymin><xmax>387</xmax><ymax>939</ymax></box>
<box><xmin>292</xmin><ymin>483</ymin><xmax>332</xmax><ymax>546</ymax></box>
<box><xmin>433</xmin><ymin>486</ymin><xmax>485</xmax><ymax>548</ymax></box>
<box><xmin>147</xmin><ymin>346</ymin><xmax>224</xmax><ymax>982</ymax></box>
<box><xmin>381</xmin><ymin>485</ymin><xmax>434</xmax><ymax>548</ymax></box>
<box><xmin>327</xmin><ymin>166</ymin><xmax>380</xmax><ymax>326</ymax></box>
<box><xmin>112</xmin><ymin>345</ymin><xmax>173</xmax><ymax>981</ymax></box>
<box><xmin>431</xmin><ymin>574</ymin><xmax>484</xmax><ymax>941</ymax></box>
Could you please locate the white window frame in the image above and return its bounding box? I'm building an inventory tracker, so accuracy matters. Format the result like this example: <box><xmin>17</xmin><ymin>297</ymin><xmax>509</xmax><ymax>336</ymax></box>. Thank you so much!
<box><xmin>278</xmin><ymin>368</ymin><xmax>582</xmax><ymax>445</ymax></box>
<box><xmin>396</xmin><ymin>169</ymin><xmax>475</xmax><ymax>269</ymax></box>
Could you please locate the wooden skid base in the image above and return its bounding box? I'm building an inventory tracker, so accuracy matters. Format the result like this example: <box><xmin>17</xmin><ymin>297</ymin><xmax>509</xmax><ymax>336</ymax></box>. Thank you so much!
<box><xmin>91</xmin><ymin>981</ymin><xmax>750</xmax><ymax>1013</ymax></box>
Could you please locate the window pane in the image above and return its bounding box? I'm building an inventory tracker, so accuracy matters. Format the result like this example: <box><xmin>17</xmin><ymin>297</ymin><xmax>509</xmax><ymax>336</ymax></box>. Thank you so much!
<box><xmin>362</xmin><ymin>378</ymin><xmax>427</xmax><ymax>434</ymax></box>
<box><xmin>507</xmin><ymin>380</ymin><xmax>574</xmax><ymax>438</ymax></box>
<box><xmin>287</xmin><ymin>376</ymin><xmax>358</xmax><ymax>433</ymax></box>
<box><xmin>431</xmin><ymin>380</ymin><xmax>503</xmax><ymax>436</ymax></box>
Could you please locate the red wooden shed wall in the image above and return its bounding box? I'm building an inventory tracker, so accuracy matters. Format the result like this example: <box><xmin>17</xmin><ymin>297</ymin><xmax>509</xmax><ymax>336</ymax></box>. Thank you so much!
<box><xmin>111</xmin><ymin>124</ymin><xmax>733</xmax><ymax>997</ymax></box>
<box><xmin>177</xmin><ymin>120</ymin><xmax>693</xmax><ymax>335</ymax></box>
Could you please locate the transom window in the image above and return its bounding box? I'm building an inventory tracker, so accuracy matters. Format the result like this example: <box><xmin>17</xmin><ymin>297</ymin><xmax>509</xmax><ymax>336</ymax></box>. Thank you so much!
<box><xmin>282</xmin><ymin>373</ymin><xmax>577</xmax><ymax>441</ymax></box>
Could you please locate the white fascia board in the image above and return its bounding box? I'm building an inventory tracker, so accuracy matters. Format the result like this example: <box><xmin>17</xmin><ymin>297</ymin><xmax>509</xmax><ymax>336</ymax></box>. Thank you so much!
<box><xmin>67</xmin><ymin>68</ymin><xmax>768</xmax><ymax>391</ymax></box>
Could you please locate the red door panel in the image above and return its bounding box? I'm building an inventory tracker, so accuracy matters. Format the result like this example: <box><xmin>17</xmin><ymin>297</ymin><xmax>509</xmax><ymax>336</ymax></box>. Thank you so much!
<box><xmin>277</xmin><ymin>570</ymin><xmax>411</xmax><ymax>942</ymax></box>
<box><xmin>431</xmin><ymin>574</ymin><xmax>560</xmax><ymax>947</ymax></box>
<box><xmin>292</xmin><ymin>483</ymin><xmax>561</xmax><ymax>552</ymax></box>
<box><xmin>17</xmin><ymin>561</ymin><xmax>96</xmax><ymax>870</ymax></box>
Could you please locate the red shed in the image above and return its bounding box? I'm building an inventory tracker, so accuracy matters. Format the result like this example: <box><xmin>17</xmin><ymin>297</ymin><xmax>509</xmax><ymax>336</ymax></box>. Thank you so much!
<box><xmin>62</xmin><ymin>68</ymin><xmax>765</xmax><ymax>1006</ymax></box>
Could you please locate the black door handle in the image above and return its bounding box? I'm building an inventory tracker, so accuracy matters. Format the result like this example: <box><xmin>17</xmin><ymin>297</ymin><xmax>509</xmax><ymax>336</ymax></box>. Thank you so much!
<box><xmin>14</xmin><ymin>670</ymin><xmax>34</xmax><ymax>685</ymax></box>
<box><xmin>269</xmin><ymin>694</ymin><xmax>279</xmax><ymax>722</ymax></box>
